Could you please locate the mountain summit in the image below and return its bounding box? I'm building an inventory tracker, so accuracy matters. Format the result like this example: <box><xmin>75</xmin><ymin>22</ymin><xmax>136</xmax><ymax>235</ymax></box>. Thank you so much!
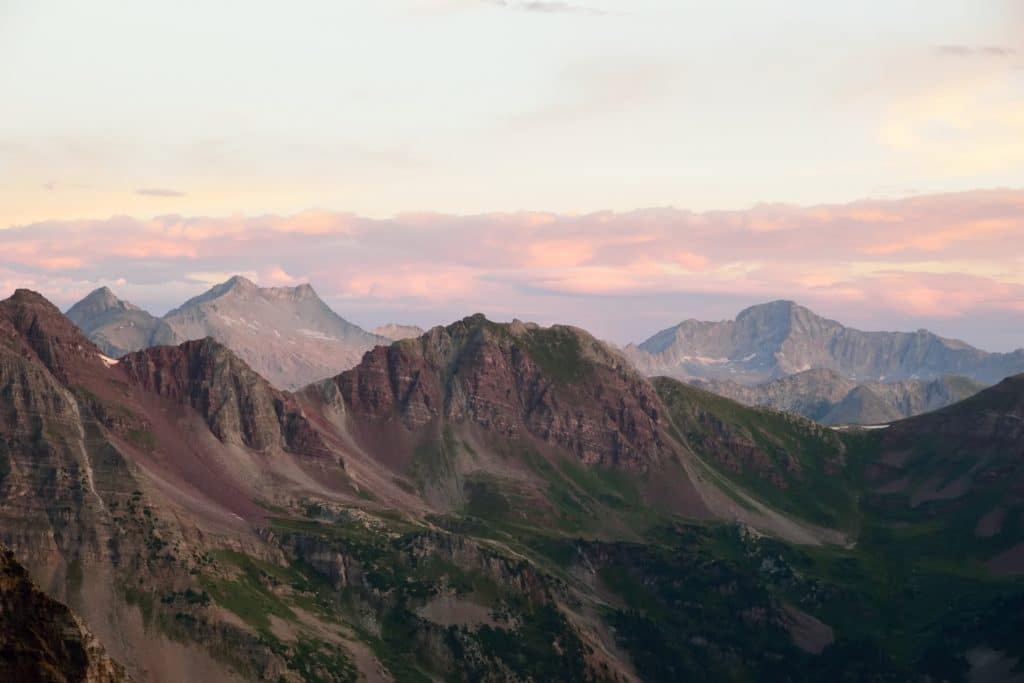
<box><xmin>626</xmin><ymin>300</ymin><xmax>1024</xmax><ymax>385</ymax></box>
<box><xmin>66</xmin><ymin>276</ymin><xmax>388</xmax><ymax>389</ymax></box>
<box><xmin>66</xmin><ymin>286</ymin><xmax>166</xmax><ymax>358</ymax></box>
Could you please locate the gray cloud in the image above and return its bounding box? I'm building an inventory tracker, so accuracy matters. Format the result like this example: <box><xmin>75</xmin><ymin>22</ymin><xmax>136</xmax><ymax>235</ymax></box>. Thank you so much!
<box><xmin>935</xmin><ymin>44</ymin><xmax>1015</xmax><ymax>57</ymax></box>
<box><xmin>136</xmin><ymin>188</ymin><xmax>186</xmax><ymax>197</ymax></box>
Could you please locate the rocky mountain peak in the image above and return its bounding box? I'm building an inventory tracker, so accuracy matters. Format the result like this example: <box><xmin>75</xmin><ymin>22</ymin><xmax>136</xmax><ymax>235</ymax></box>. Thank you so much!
<box><xmin>8</xmin><ymin>288</ymin><xmax>58</xmax><ymax>309</ymax></box>
<box><xmin>628</xmin><ymin>300</ymin><xmax>1024</xmax><ymax>385</ymax></box>
<box><xmin>120</xmin><ymin>336</ymin><xmax>330</xmax><ymax>456</ymax></box>
<box><xmin>293</xmin><ymin>282</ymin><xmax>317</xmax><ymax>298</ymax></box>
<box><xmin>129</xmin><ymin>277</ymin><xmax>388</xmax><ymax>389</ymax></box>
<box><xmin>322</xmin><ymin>314</ymin><xmax>670</xmax><ymax>470</ymax></box>
<box><xmin>66</xmin><ymin>286</ymin><xmax>139</xmax><ymax>319</ymax></box>
<box><xmin>736</xmin><ymin>299</ymin><xmax>800</xmax><ymax>321</ymax></box>
<box><xmin>220</xmin><ymin>274</ymin><xmax>258</xmax><ymax>293</ymax></box>
<box><xmin>1</xmin><ymin>289</ymin><xmax>104</xmax><ymax>380</ymax></box>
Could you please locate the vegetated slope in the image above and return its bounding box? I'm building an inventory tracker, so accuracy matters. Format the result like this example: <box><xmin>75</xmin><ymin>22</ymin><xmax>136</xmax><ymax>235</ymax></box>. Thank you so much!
<box><xmin>301</xmin><ymin>314</ymin><xmax>718</xmax><ymax>534</ymax></box>
<box><xmin>0</xmin><ymin>544</ymin><xmax>129</xmax><ymax>683</ymax></box>
<box><xmin>66</xmin><ymin>276</ymin><xmax>388</xmax><ymax>390</ymax></box>
<box><xmin>692</xmin><ymin>368</ymin><xmax>987</xmax><ymax>425</ymax></box>
<box><xmin>863</xmin><ymin>374</ymin><xmax>1024</xmax><ymax>574</ymax></box>
<box><xmin>626</xmin><ymin>300</ymin><xmax>1024</xmax><ymax>385</ymax></box>
<box><xmin>4</xmin><ymin>291</ymin><xmax>1024</xmax><ymax>681</ymax></box>
<box><xmin>653</xmin><ymin>377</ymin><xmax>856</xmax><ymax>531</ymax></box>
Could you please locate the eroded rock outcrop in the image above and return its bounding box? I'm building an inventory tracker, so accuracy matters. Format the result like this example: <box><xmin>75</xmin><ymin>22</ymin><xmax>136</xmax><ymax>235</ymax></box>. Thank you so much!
<box><xmin>0</xmin><ymin>545</ymin><xmax>129</xmax><ymax>683</ymax></box>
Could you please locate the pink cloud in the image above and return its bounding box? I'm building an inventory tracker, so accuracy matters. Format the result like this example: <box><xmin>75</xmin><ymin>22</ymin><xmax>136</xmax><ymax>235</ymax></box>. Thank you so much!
<box><xmin>526</xmin><ymin>239</ymin><xmax>594</xmax><ymax>268</ymax></box>
<box><xmin>0</xmin><ymin>188</ymin><xmax>1021</xmax><ymax>349</ymax></box>
<box><xmin>261</xmin><ymin>265</ymin><xmax>300</xmax><ymax>286</ymax></box>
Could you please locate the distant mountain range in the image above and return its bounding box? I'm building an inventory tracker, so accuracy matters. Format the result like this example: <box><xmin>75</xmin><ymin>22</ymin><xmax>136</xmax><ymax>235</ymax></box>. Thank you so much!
<box><xmin>625</xmin><ymin>299</ymin><xmax>1024</xmax><ymax>385</ymax></box>
<box><xmin>67</xmin><ymin>276</ymin><xmax>388</xmax><ymax>389</ymax></box>
<box><xmin>623</xmin><ymin>300</ymin><xmax>1023</xmax><ymax>424</ymax></box>
<box><xmin>373</xmin><ymin>322</ymin><xmax>425</xmax><ymax>341</ymax></box>
<box><xmin>692</xmin><ymin>368</ymin><xmax>987</xmax><ymax>425</ymax></box>
<box><xmin>67</xmin><ymin>287</ymin><xmax>1023</xmax><ymax>425</ymax></box>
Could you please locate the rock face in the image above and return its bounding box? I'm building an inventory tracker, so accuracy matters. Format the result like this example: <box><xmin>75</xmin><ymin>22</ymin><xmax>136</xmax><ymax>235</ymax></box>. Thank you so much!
<box><xmin>373</xmin><ymin>323</ymin><xmax>425</xmax><ymax>341</ymax></box>
<box><xmin>626</xmin><ymin>300</ymin><xmax>1024</xmax><ymax>385</ymax></box>
<box><xmin>65</xmin><ymin>287</ymin><xmax>167</xmax><ymax>359</ymax></box>
<box><xmin>119</xmin><ymin>338</ymin><xmax>330</xmax><ymax>456</ymax></box>
<box><xmin>319</xmin><ymin>314</ymin><xmax>675</xmax><ymax>471</ymax></box>
<box><xmin>0</xmin><ymin>545</ymin><xmax>129</xmax><ymax>683</ymax></box>
<box><xmin>0</xmin><ymin>289</ymin><xmax>341</xmax><ymax>681</ymax></box>
<box><xmin>692</xmin><ymin>369</ymin><xmax>986</xmax><ymax>425</ymax></box>
<box><xmin>66</xmin><ymin>276</ymin><xmax>388</xmax><ymax>390</ymax></box>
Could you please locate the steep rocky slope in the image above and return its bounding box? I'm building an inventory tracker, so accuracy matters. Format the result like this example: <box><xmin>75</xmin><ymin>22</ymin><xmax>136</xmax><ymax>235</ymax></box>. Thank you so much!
<box><xmin>0</xmin><ymin>545</ymin><xmax>129</xmax><ymax>683</ymax></box>
<box><xmin>66</xmin><ymin>277</ymin><xmax>387</xmax><ymax>390</ymax></box>
<box><xmin>5</xmin><ymin>291</ymin><xmax>1024</xmax><ymax>681</ymax></box>
<box><xmin>119</xmin><ymin>338</ymin><xmax>331</xmax><ymax>456</ymax></box>
<box><xmin>692</xmin><ymin>369</ymin><xmax>986</xmax><ymax>425</ymax></box>
<box><xmin>0</xmin><ymin>289</ymin><xmax>355</xmax><ymax>680</ymax></box>
<box><xmin>626</xmin><ymin>300</ymin><xmax>1024</xmax><ymax>385</ymax></box>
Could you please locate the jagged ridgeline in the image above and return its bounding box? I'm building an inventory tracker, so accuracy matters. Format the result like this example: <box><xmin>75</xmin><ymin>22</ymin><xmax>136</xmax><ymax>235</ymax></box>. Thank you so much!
<box><xmin>1</xmin><ymin>291</ymin><xmax>1023</xmax><ymax>681</ymax></box>
<box><xmin>66</xmin><ymin>277</ymin><xmax>389</xmax><ymax>390</ymax></box>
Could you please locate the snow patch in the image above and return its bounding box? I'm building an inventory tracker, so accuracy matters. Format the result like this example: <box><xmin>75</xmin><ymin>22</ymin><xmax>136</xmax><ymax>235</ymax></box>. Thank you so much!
<box><xmin>831</xmin><ymin>423</ymin><xmax>890</xmax><ymax>432</ymax></box>
<box><xmin>681</xmin><ymin>355</ymin><xmax>729</xmax><ymax>365</ymax></box>
<box><xmin>297</xmin><ymin>328</ymin><xmax>337</xmax><ymax>341</ymax></box>
<box><xmin>98</xmin><ymin>354</ymin><xmax>118</xmax><ymax>368</ymax></box>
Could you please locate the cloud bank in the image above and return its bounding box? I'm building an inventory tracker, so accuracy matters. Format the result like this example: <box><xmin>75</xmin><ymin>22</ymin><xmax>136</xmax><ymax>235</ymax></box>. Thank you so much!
<box><xmin>1</xmin><ymin>189</ymin><xmax>1022</xmax><ymax>350</ymax></box>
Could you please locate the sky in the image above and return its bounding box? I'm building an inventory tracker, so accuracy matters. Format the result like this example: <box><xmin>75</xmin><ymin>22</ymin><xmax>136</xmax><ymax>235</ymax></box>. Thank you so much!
<box><xmin>1</xmin><ymin>1</ymin><xmax>1023</xmax><ymax>349</ymax></box>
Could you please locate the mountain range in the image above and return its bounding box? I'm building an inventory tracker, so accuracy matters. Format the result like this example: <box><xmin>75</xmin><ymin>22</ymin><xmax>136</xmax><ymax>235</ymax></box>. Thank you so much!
<box><xmin>2</xmin><ymin>287</ymin><xmax>1023</xmax><ymax>681</ymax></box>
<box><xmin>67</xmin><ymin>276</ymin><xmax>389</xmax><ymax>390</ymax></box>
<box><xmin>625</xmin><ymin>299</ymin><xmax>1024</xmax><ymax>385</ymax></box>
<box><xmin>692</xmin><ymin>369</ymin><xmax>987</xmax><ymax>425</ymax></box>
<box><xmin>68</xmin><ymin>282</ymin><xmax>1021</xmax><ymax>426</ymax></box>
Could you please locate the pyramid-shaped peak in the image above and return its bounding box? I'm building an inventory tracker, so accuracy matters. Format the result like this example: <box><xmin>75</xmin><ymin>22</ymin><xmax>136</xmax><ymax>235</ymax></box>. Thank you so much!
<box><xmin>72</xmin><ymin>286</ymin><xmax>136</xmax><ymax>311</ymax></box>
<box><xmin>89</xmin><ymin>285</ymin><xmax>115</xmax><ymax>299</ymax></box>
<box><xmin>219</xmin><ymin>275</ymin><xmax>258</xmax><ymax>292</ymax></box>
